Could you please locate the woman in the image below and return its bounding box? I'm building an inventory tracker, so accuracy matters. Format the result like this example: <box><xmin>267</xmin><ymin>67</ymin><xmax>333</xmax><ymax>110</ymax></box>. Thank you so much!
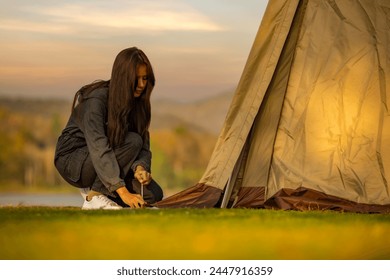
<box><xmin>54</xmin><ymin>47</ymin><xmax>163</xmax><ymax>209</ymax></box>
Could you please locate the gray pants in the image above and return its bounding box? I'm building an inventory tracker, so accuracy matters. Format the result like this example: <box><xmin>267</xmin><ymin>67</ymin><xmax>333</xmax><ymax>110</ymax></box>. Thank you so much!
<box><xmin>55</xmin><ymin>133</ymin><xmax>163</xmax><ymax>205</ymax></box>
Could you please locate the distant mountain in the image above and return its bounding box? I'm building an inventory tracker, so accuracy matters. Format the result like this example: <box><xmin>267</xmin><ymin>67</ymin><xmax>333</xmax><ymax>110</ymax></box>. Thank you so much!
<box><xmin>151</xmin><ymin>91</ymin><xmax>234</xmax><ymax>134</ymax></box>
<box><xmin>0</xmin><ymin>97</ymin><xmax>71</xmax><ymax>117</ymax></box>
<box><xmin>0</xmin><ymin>90</ymin><xmax>234</xmax><ymax>135</ymax></box>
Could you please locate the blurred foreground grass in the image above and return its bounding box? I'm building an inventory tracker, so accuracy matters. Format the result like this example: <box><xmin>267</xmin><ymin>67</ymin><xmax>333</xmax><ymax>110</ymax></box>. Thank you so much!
<box><xmin>0</xmin><ymin>207</ymin><xmax>389</xmax><ymax>260</ymax></box>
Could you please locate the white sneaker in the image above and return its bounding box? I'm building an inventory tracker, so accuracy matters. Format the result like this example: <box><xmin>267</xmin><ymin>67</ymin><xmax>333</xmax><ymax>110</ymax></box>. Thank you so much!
<box><xmin>80</xmin><ymin>188</ymin><xmax>90</xmax><ymax>200</ymax></box>
<box><xmin>82</xmin><ymin>193</ymin><xmax>122</xmax><ymax>210</ymax></box>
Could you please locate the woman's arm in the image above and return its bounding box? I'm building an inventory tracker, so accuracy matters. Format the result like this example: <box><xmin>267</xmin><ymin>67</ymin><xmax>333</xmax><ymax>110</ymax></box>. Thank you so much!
<box><xmin>81</xmin><ymin>97</ymin><xmax>125</xmax><ymax>193</ymax></box>
<box><xmin>81</xmin><ymin>97</ymin><xmax>146</xmax><ymax>208</ymax></box>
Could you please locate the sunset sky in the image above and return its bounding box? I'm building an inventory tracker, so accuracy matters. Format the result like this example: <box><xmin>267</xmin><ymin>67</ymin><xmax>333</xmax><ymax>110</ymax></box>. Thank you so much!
<box><xmin>0</xmin><ymin>0</ymin><xmax>267</xmax><ymax>102</ymax></box>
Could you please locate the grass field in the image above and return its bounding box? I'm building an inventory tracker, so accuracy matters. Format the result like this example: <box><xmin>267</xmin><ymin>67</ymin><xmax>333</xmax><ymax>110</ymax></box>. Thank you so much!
<box><xmin>0</xmin><ymin>207</ymin><xmax>389</xmax><ymax>260</ymax></box>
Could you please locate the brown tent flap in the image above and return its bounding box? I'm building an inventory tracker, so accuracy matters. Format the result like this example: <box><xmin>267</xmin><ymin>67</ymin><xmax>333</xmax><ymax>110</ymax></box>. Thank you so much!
<box><xmin>155</xmin><ymin>184</ymin><xmax>390</xmax><ymax>213</ymax></box>
<box><xmin>155</xmin><ymin>184</ymin><xmax>222</xmax><ymax>208</ymax></box>
<box><xmin>263</xmin><ymin>187</ymin><xmax>390</xmax><ymax>213</ymax></box>
<box><xmin>154</xmin><ymin>0</ymin><xmax>390</xmax><ymax>213</ymax></box>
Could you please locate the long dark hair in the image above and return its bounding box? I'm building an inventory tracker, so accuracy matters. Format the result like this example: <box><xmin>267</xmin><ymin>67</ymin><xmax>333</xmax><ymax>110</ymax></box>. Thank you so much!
<box><xmin>71</xmin><ymin>47</ymin><xmax>155</xmax><ymax>147</ymax></box>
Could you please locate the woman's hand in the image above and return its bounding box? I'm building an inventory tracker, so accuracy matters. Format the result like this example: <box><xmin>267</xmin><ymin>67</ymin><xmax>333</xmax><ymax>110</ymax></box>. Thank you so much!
<box><xmin>134</xmin><ymin>165</ymin><xmax>152</xmax><ymax>185</ymax></box>
<box><xmin>116</xmin><ymin>186</ymin><xmax>145</xmax><ymax>208</ymax></box>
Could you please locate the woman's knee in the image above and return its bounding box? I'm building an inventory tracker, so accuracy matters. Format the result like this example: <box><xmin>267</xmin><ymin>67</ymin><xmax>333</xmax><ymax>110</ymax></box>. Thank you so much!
<box><xmin>124</xmin><ymin>132</ymin><xmax>143</xmax><ymax>152</ymax></box>
<box><xmin>114</xmin><ymin>132</ymin><xmax>143</xmax><ymax>161</ymax></box>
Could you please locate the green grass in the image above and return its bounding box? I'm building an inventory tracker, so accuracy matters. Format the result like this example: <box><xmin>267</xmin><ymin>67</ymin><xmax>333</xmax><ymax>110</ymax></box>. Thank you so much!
<box><xmin>0</xmin><ymin>207</ymin><xmax>389</xmax><ymax>260</ymax></box>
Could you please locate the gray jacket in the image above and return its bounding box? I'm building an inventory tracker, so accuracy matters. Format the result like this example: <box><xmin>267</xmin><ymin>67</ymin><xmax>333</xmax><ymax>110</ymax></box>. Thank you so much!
<box><xmin>54</xmin><ymin>87</ymin><xmax>151</xmax><ymax>192</ymax></box>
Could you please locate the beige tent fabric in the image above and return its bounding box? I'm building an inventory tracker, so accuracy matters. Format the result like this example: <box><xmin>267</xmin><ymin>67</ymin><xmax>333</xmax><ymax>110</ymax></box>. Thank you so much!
<box><xmin>199</xmin><ymin>0</ymin><xmax>301</xmax><ymax>189</ymax></box>
<box><xmin>155</xmin><ymin>0</ymin><xmax>390</xmax><ymax>211</ymax></box>
<box><xmin>266</xmin><ymin>0</ymin><xmax>390</xmax><ymax>204</ymax></box>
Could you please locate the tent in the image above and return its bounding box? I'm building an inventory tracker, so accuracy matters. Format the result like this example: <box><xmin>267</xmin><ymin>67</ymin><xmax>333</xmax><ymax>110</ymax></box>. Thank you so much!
<box><xmin>155</xmin><ymin>0</ymin><xmax>390</xmax><ymax>212</ymax></box>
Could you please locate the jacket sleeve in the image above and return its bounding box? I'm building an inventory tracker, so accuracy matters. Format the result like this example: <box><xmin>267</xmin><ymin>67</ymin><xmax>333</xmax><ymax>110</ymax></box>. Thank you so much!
<box><xmin>81</xmin><ymin>98</ymin><xmax>125</xmax><ymax>192</ymax></box>
<box><xmin>131</xmin><ymin>131</ymin><xmax>152</xmax><ymax>173</ymax></box>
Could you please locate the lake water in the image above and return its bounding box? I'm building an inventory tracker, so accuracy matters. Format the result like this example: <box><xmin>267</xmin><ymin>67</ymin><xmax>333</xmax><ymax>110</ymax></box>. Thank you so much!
<box><xmin>0</xmin><ymin>188</ymin><xmax>178</xmax><ymax>208</ymax></box>
<box><xmin>0</xmin><ymin>193</ymin><xmax>83</xmax><ymax>207</ymax></box>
